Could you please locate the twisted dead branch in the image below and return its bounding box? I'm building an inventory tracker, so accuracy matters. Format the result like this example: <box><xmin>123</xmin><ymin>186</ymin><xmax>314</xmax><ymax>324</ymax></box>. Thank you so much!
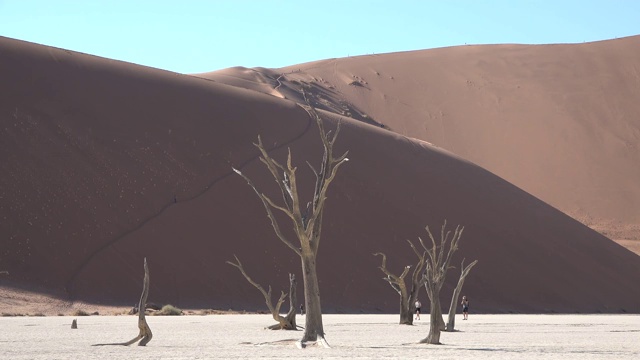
<box><xmin>93</xmin><ymin>258</ymin><xmax>152</xmax><ymax>346</ymax></box>
<box><xmin>227</xmin><ymin>255</ymin><xmax>298</xmax><ymax>330</ymax></box>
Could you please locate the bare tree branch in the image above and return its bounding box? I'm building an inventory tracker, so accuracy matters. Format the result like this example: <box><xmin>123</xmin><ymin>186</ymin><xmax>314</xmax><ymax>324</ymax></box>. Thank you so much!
<box><xmin>406</xmin><ymin>240</ymin><xmax>427</xmax><ymax>295</ymax></box>
<box><xmin>446</xmin><ymin>258</ymin><xmax>478</xmax><ymax>331</ymax></box>
<box><xmin>373</xmin><ymin>252</ymin><xmax>410</xmax><ymax>283</ymax></box>
<box><xmin>254</xmin><ymin>136</ymin><xmax>292</xmax><ymax>211</ymax></box>
<box><xmin>262</xmin><ymin>194</ymin><xmax>296</xmax><ymax>222</ymax></box>
<box><xmin>233</xmin><ymin>168</ymin><xmax>301</xmax><ymax>257</ymax></box>
<box><xmin>227</xmin><ymin>255</ymin><xmax>279</xmax><ymax>316</ymax></box>
<box><xmin>227</xmin><ymin>256</ymin><xmax>299</xmax><ymax>331</ymax></box>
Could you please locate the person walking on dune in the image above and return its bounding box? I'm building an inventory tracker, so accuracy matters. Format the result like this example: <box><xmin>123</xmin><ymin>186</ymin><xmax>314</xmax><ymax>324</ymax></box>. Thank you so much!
<box><xmin>414</xmin><ymin>299</ymin><xmax>422</xmax><ymax>320</ymax></box>
<box><xmin>461</xmin><ymin>295</ymin><xmax>469</xmax><ymax>320</ymax></box>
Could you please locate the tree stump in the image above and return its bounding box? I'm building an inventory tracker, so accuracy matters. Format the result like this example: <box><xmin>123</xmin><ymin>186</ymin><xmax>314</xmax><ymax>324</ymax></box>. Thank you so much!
<box><xmin>93</xmin><ymin>258</ymin><xmax>152</xmax><ymax>346</ymax></box>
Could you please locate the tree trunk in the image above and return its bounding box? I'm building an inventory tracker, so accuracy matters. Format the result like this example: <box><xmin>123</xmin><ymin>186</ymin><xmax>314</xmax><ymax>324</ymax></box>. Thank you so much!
<box><xmin>131</xmin><ymin>258</ymin><xmax>153</xmax><ymax>346</ymax></box>
<box><xmin>267</xmin><ymin>273</ymin><xmax>298</xmax><ymax>330</ymax></box>
<box><xmin>299</xmin><ymin>253</ymin><xmax>327</xmax><ymax>346</ymax></box>
<box><xmin>446</xmin><ymin>280</ymin><xmax>463</xmax><ymax>332</ymax></box>
<box><xmin>93</xmin><ymin>258</ymin><xmax>152</xmax><ymax>346</ymax></box>
<box><xmin>446</xmin><ymin>260</ymin><xmax>477</xmax><ymax>332</ymax></box>
<box><xmin>421</xmin><ymin>293</ymin><xmax>442</xmax><ymax>344</ymax></box>
<box><xmin>118</xmin><ymin>258</ymin><xmax>153</xmax><ymax>345</ymax></box>
<box><xmin>400</xmin><ymin>298</ymin><xmax>414</xmax><ymax>325</ymax></box>
<box><xmin>425</xmin><ymin>285</ymin><xmax>446</xmax><ymax>330</ymax></box>
<box><xmin>437</xmin><ymin>300</ymin><xmax>446</xmax><ymax>331</ymax></box>
<box><xmin>283</xmin><ymin>273</ymin><xmax>297</xmax><ymax>328</ymax></box>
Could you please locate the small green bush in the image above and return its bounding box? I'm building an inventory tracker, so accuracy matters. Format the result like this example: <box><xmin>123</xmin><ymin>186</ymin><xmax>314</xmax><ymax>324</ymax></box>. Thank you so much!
<box><xmin>157</xmin><ymin>304</ymin><xmax>182</xmax><ymax>316</ymax></box>
<box><xmin>72</xmin><ymin>309</ymin><xmax>90</xmax><ymax>316</ymax></box>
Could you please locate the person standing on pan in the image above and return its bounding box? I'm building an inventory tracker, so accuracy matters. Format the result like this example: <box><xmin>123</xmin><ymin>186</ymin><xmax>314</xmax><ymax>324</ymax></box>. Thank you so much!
<box><xmin>414</xmin><ymin>299</ymin><xmax>422</xmax><ymax>320</ymax></box>
<box><xmin>461</xmin><ymin>295</ymin><xmax>469</xmax><ymax>320</ymax></box>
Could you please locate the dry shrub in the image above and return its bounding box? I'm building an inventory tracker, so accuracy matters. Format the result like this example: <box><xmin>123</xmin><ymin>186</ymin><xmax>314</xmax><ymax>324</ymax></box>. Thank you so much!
<box><xmin>156</xmin><ymin>304</ymin><xmax>182</xmax><ymax>316</ymax></box>
<box><xmin>73</xmin><ymin>309</ymin><xmax>90</xmax><ymax>316</ymax></box>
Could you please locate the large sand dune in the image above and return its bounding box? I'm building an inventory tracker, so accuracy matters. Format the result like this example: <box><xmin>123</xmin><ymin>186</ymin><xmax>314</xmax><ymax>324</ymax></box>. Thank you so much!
<box><xmin>201</xmin><ymin>36</ymin><xmax>640</xmax><ymax>251</ymax></box>
<box><xmin>1</xmin><ymin>36</ymin><xmax>640</xmax><ymax>314</ymax></box>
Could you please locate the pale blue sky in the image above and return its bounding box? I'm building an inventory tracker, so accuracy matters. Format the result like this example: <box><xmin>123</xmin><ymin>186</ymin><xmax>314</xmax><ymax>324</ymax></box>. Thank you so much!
<box><xmin>1</xmin><ymin>1</ymin><xmax>639</xmax><ymax>74</ymax></box>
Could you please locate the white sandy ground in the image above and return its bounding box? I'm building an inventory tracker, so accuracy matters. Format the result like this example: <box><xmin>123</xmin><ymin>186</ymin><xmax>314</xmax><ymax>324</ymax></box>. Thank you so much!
<box><xmin>0</xmin><ymin>314</ymin><xmax>638</xmax><ymax>359</ymax></box>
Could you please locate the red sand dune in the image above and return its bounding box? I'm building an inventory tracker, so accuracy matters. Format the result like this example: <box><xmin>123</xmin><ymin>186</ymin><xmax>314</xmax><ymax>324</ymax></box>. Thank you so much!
<box><xmin>278</xmin><ymin>37</ymin><xmax>640</xmax><ymax>252</ymax></box>
<box><xmin>1</xmin><ymin>36</ymin><xmax>640</xmax><ymax>314</ymax></box>
<box><xmin>201</xmin><ymin>37</ymin><xmax>640</xmax><ymax>253</ymax></box>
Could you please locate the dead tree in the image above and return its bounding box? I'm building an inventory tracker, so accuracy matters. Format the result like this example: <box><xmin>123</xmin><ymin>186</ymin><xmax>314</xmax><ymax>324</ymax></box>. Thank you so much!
<box><xmin>233</xmin><ymin>93</ymin><xmax>348</xmax><ymax>348</ymax></box>
<box><xmin>373</xmin><ymin>238</ymin><xmax>429</xmax><ymax>325</ymax></box>
<box><xmin>227</xmin><ymin>255</ymin><xmax>298</xmax><ymax>330</ymax></box>
<box><xmin>445</xmin><ymin>259</ymin><xmax>478</xmax><ymax>332</ymax></box>
<box><xmin>420</xmin><ymin>221</ymin><xmax>464</xmax><ymax>345</ymax></box>
<box><xmin>282</xmin><ymin>273</ymin><xmax>298</xmax><ymax>329</ymax></box>
<box><xmin>93</xmin><ymin>258</ymin><xmax>152</xmax><ymax>346</ymax></box>
<box><xmin>0</xmin><ymin>271</ymin><xmax>7</xmax><ymax>275</ymax></box>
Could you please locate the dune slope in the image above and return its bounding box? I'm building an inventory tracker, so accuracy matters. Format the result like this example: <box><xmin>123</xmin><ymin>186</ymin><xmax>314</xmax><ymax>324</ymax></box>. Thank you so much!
<box><xmin>1</xmin><ymin>36</ymin><xmax>640</xmax><ymax>313</ymax></box>
<box><xmin>202</xmin><ymin>37</ymin><xmax>640</xmax><ymax>251</ymax></box>
<box><xmin>275</xmin><ymin>37</ymin><xmax>640</xmax><ymax>250</ymax></box>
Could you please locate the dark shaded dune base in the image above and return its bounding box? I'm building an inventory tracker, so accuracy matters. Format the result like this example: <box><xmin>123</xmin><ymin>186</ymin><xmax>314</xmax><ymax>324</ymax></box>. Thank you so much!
<box><xmin>2</xmin><ymin>37</ymin><xmax>640</xmax><ymax>313</ymax></box>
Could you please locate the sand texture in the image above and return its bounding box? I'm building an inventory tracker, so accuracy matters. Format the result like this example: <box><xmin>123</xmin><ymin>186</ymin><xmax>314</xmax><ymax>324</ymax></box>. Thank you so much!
<box><xmin>2</xmin><ymin>35</ymin><xmax>640</xmax><ymax>314</ymax></box>
<box><xmin>1</xmin><ymin>314</ymin><xmax>638</xmax><ymax>359</ymax></box>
